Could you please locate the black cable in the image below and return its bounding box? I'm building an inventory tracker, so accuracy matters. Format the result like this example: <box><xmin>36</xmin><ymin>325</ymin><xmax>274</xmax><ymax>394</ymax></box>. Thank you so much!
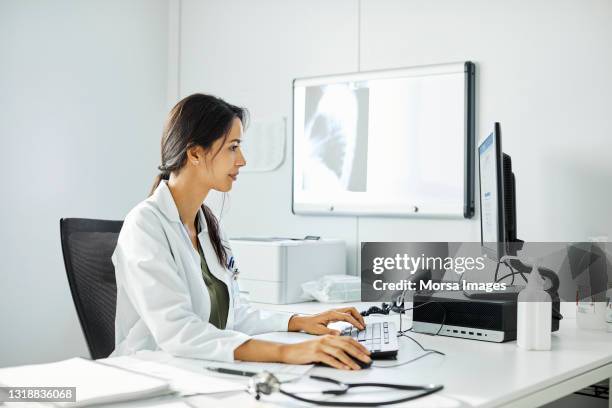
<box><xmin>496</xmin><ymin>270</ymin><xmax>528</xmax><ymax>284</ymax></box>
<box><xmin>495</xmin><ymin>272</ymin><xmax>518</xmax><ymax>283</ymax></box>
<box><xmin>493</xmin><ymin>260</ymin><xmax>501</xmax><ymax>282</ymax></box>
<box><xmin>476</xmin><ymin>259</ymin><xmax>525</xmax><ymax>293</ymax></box>
<box><xmin>494</xmin><ymin>262</ymin><xmax>564</xmax><ymax>320</ymax></box>
<box><xmin>369</xmin><ymin>301</ymin><xmax>447</xmax><ymax>368</ymax></box>
<box><xmin>396</xmin><ymin>300</ymin><xmax>435</xmax><ymax>334</ymax></box>
<box><xmin>494</xmin><ymin>260</ymin><xmax>528</xmax><ymax>285</ymax></box>
<box><xmin>359</xmin><ymin>297</ymin><xmax>447</xmax><ymax>368</ymax></box>
<box><xmin>398</xmin><ymin>301</ymin><xmax>447</xmax><ymax>336</ymax></box>
<box><xmin>509</xmin><ymin>259</ymin><xmax>529</xmax><ymax>283</ymax></box>
<box><xmin>400</xmin><ymin>331</ymin><xmax>445</xmax><ymax>356</ymax></box>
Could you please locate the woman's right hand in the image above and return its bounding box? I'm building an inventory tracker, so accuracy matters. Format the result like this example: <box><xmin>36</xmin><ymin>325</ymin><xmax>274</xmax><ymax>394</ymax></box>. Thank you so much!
<box><xmin>280</xmin><ymin>335</ymin><xmax>371</xmax><ymax>370</ymax></box>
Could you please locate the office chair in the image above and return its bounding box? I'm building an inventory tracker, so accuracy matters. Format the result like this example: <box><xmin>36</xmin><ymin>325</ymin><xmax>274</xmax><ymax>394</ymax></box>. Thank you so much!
<box><xmin>60</xmin><ymin>218</ymin><xmax>123</xmax><ymax>359</ymax></box>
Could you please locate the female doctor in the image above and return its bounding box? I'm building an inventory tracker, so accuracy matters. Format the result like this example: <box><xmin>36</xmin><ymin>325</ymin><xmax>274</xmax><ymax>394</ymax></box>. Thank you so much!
<box><xmin>111</xmin><ymin>93</ymin><xmax>371</xmax><ymax>370</ymax></box>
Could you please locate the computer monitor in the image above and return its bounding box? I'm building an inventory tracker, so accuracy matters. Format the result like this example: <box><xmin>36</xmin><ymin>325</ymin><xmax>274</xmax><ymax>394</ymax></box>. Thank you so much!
<box><xmin>478</xmin><ymin>123</ymin><xmax>518</xmax><ymax>260</ymax></box>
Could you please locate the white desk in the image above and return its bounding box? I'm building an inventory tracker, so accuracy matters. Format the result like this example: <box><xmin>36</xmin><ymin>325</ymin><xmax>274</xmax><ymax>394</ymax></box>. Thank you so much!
<box><xmin>251</xmin><ymin>301</ymin><xmax>612</xmax><ymax>407</ymax></box>
<box><xmin>99</xmin><ymin>301</ymin><xmax>611</xmax><ymax>408</ymax></box>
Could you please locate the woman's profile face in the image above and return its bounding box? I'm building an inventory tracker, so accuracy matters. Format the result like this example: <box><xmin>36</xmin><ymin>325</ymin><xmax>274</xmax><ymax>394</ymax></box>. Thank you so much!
<box><xmin>202</xmin><ymin>117</ymin><xmax>246</xmax><ymax>192</ymax></box>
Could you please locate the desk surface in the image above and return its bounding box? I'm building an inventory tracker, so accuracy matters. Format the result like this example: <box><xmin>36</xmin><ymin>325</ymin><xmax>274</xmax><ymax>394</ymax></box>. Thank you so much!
<box><xmin>100</xmin><ymin>301</ymin><xmax>612</xmax><ymax>408</ymax></box>
<box><xmin>252</xmin><ymin>302</ymin><xmax>612</xmax><ymax>407</ymax></box>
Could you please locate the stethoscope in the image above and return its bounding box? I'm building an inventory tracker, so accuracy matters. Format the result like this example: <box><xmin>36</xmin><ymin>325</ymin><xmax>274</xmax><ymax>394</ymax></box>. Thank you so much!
<box><xmin>247</xmin><ymin>371</ymin><xmax>443</xmax><ymax>407</ymax></box>
<box><xmin>227</xmin><ymin>255</ymin><xmax>239</xmax><ymax>280</ymax></box>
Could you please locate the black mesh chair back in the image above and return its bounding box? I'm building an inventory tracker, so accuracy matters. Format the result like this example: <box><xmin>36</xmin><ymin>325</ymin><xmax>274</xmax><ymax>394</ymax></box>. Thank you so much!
<box><xmin>60</xmin><ymin>218</ymin><xmax>123</xmax><ymax>359</ymax></box>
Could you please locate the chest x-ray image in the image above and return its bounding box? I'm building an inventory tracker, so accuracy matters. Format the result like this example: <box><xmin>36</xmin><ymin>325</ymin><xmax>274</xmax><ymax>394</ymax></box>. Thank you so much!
<box><xmin>302</xmin><ymin>84</ymin><xmax>370</xmax><ymax>192</ymax></box>
<box><xmin>292</xmin><ymin>63</ymin><xmax>471</xmax><ymax>217</ymax></box>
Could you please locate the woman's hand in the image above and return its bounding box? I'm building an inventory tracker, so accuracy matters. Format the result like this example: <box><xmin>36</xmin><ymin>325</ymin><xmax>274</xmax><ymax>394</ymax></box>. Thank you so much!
<box><xmin>288</xmin><ymin>307</ymin><xmax>366</xmax><ymax>335</ymax></box>
<box><xmin>280</xmin><ymin>335</ymin><xmax>371</xmax><ymax>370</ymax></box>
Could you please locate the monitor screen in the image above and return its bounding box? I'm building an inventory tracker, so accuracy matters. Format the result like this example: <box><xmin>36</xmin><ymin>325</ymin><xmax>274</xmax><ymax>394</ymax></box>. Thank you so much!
<box><xmin>478</xmin><ymin>125</ymin><xmax>504</xmax><ymax>258</ymax></box>
<box><xmin>292</xmin><ymin>63</ymin><xmax>473</xmax><ymax>217</ymax></box>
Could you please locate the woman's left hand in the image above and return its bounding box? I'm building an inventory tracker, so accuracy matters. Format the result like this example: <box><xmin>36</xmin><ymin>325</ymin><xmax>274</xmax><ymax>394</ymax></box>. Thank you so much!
<box><xmin>288</xmin><ymin>307</ymin><xmax>366</xmax><ymax>335</ymax></box>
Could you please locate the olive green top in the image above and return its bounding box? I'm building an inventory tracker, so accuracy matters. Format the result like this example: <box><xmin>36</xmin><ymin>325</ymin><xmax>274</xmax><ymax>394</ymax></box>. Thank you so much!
<box><xmin>197</xmin><ymin>244</ymin><xmax>229</xmax><ymax>330</ymax></box>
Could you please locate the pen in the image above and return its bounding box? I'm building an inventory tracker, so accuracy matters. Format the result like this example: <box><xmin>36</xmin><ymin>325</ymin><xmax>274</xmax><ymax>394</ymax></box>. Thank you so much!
<box><xmin>206</xmin><ymin>366</ymin><xmax>258</xmax><ymax>377</ymax></box>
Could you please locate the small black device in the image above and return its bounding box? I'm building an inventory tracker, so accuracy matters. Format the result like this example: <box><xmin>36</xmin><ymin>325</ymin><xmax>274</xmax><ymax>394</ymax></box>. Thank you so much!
<box><xmin>206</xmin><ymin>366</ymin><xmax>258</xmax><ymax>377</ymax></box>
<box><xmin>316</xmin><ymin>356</ymin><xmax>372</xmax><ymax>370</ymax></box>
<box><xmin>340</xmin><ymin>321</ymin><xmax>399</xmax><ymax>359</ymax></box>
<box><xmin>412</xmin><ymin>290</ymin><xmax>560</xmax><ymax>342</ymax></box>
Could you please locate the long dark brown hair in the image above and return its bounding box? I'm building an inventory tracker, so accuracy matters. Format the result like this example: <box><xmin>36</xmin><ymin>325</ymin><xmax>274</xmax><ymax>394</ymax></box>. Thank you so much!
<box><xmin>150</xmin><ymin>93</ymin><xmax>248</xmax><ymax>266</ymax></box>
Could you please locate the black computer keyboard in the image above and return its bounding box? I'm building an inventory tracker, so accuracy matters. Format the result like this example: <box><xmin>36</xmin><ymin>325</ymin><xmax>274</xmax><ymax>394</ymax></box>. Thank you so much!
<box><xmin>340</xmin><ymin>321</ymin><xmax>399</xmax><ymax>359</ymax></box>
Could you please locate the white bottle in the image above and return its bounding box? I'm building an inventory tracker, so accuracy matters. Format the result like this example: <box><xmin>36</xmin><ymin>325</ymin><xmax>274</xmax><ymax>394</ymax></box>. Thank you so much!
<box><xmin>517</xmin><ymin>262</ymin><xmax>552</xmax><ymax>350</ymax></box>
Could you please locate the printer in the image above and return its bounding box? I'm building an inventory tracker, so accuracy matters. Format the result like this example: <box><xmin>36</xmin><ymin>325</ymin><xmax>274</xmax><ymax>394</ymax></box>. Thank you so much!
<box><xmin>228</xmin><ymin>237</ymin><xmax>346</xmax><ymax>304</ymax></box>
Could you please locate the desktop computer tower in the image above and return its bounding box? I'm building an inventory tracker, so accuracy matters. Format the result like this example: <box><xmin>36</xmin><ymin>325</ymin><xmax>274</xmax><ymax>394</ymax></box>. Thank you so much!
<box><xmin>412</xmin><ymin>290</ymin><xmax>560</xmax><ymax>343</ymax></box>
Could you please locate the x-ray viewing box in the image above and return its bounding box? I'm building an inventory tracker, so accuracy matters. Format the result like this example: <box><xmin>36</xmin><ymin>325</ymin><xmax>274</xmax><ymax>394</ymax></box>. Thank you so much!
<box><xmin>292</xmin><ymin>61</ymin><xmax>476</xmax><ymax>219</ymax></box>
<box><xmin>229</xmin><ymin>238</ymin><xmax>346</xmax><ymax>304</ymax></box>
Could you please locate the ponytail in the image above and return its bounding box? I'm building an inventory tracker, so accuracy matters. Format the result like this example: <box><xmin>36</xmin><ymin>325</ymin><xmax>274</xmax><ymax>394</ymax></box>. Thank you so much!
<box><xmin>201</xmin><ymin>204</ymin><xmax>228</xmax><ymax>267</ymax></box>
<box><xmin>149</xmin><ymin>166</ymin><xmax>170</xmax><ymax>197</ymax></box>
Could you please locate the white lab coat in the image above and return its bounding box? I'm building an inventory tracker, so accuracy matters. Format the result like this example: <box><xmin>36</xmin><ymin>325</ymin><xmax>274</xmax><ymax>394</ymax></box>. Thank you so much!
<box><xmin>110</xmin><ymin>180</ymin><xmax>292</xmax><ymax>362</ymax></box>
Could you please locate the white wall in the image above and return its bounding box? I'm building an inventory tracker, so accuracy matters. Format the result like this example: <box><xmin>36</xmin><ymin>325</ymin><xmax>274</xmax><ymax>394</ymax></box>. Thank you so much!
<box><xmin>359</xmin><ymin>0</ymin><xmax>612</xmax><ymax>244</ymax></box>
<box><xmin>180</xmin><ymin>0</ymin><xmax>362</xmax><ymax>273</ymax></box>
<box><xmin>178</xmin><ymin>0</ymin><xmax>612</xmax><ymax>273</ymax></box>
<box><xmin>0</xmin><ymin>0</ymin><xmax>169</xmax><ymax>367</ymax></box>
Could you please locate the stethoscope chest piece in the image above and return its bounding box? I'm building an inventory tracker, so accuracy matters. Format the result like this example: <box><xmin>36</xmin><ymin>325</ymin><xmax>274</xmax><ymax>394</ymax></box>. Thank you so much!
<box><xmin>248</xmin><ymin>371</ymin><xmax>280</xmax><ymax>400</ymax></box>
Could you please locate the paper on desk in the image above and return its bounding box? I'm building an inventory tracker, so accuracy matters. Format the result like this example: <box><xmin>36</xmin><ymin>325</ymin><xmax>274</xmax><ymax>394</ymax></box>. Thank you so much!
<box><xmin>86</xmin><ymin>398</ymin><xmax>193</xmax><ymax>408</ymax></box>
<box><xmin>0</xmin><ymin>357</ymin><xmax>171</xmax><ymax>407</ymax></box>
<box><xmin>102</xmin><ymin>357</ymin><xmax>244</xmax><ymax>395</ymax></box>
<box><xmin>3</xmin><ymin>399</ymin><xmax>192</xmax><ymax>408</ymax></box>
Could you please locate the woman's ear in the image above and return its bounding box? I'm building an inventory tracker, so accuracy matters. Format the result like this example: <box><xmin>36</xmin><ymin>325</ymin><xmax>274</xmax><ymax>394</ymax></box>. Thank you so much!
<box><xmin>186</xmin><ymin>145</ymin><xmax>203</xmax><ymax>165</ymax></box>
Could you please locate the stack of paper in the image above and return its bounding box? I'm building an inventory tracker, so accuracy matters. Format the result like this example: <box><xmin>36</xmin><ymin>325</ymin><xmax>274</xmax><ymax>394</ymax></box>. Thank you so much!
<box><xmin>0</xmin><ymin>357</ymin><xmax>171</xmax><ymax>407</ymax></box>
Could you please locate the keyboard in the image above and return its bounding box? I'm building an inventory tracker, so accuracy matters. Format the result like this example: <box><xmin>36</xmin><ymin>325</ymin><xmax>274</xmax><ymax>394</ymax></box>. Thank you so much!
<box><xmin>340</xmin><ymin>321</ymin><xmax>399</xmax><ymax>359</ymax></box>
